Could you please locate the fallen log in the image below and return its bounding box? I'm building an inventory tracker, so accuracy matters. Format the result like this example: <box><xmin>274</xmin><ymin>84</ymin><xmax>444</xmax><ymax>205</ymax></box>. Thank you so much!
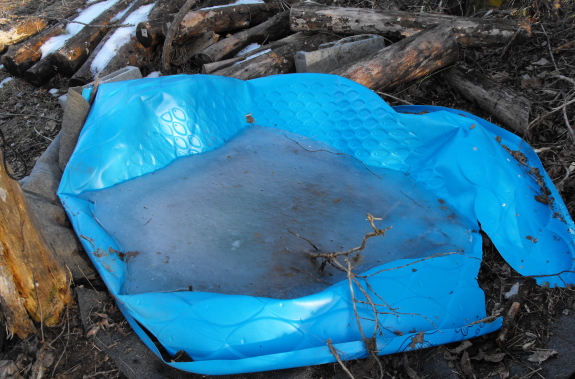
<box><xmin>171</xmin><ymin>31</ymin><xmax>219</xmax><ymax>66</ymax></box>
<box><xmin>136</xmin><ymin>19</ymin><xmax>167</xmax><ymax>47</ymax></box>
<box><xmin>70</xmin><ymin>3</ymin><xmax>157</xmax><ymax>86</ymax></box>
<box><xmin>290</xmin><ymin>3</ymin><xmax>531</xmax><ymax>47</ymax></box>
<box><xmin>0</xmin><ymin>17</ymin><xmax>49</xmax><ymax>55</ymax></box>
<box><xmin>25</xmin><ymin>0</ymin><xmax>144</xmax><ymax>86</ymax></box>
<box><xmin>0</xmin><ymin>23</ymin><xmax>65</xmax><ymax>77</ymax></box>
<box><xmin>23</xmin><ymin>58</ymin><xmax>56</xmax><ymax>87</ymax></box>
<box><xmin>0</xmin><ymin>150</ymin><xmax>72</xmax><ymax>339</ymax></box>
<box><xmin>50</xmin><ymin>0</ymin><xmax>138</xmax><ymax>76</ymax></box>
<box><xmin>71</xmin><ymin>34</ymin><xmax>154</xmax><ymax>86</ymax></box>
<box><xmin>196</xmin><ymin>10</ymin><xmax>291</xmax><ymax>64</ymax></box>
<box><xmin>331</xmin><ymin>25</ymin><xmax>458</xmax><ymax>91</ymax></box>
<box><xmin>212</xmin><ymin>32</ymin><xmax>340</xmax><ymax>80</ymax></box>
<box><xmin>202</xmin><ymin>32</ymin><xmax>320</xmax><ymax>73</ymax></box>
<box><xmin>440</xmin><ymin>66</ymin><xmax>531</xmax><ymax>135</ymax></box>
<box><xmin>135</xmin><ymin>0</ymin><xmax>187</xmax><ymax>47</ymax></box>
<box><xmin>174</xmin><ymin>2</ymin><xmax>286</xmax><ymax>45</ymax></box>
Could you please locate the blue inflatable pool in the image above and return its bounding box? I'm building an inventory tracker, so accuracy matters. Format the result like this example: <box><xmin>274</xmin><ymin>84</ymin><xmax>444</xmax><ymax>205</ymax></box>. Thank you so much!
<box><xmin>58</xmin><ymin>74</ymin><xmax>575</xmax><ymax>374</ymax></box>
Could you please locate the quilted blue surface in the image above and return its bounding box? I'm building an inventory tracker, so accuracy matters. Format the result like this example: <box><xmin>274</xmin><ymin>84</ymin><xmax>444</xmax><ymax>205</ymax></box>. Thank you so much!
<box><xmin>58</xmin><ymin>74</ymin><xmax>575</xmax><ymax>375</ymax></box>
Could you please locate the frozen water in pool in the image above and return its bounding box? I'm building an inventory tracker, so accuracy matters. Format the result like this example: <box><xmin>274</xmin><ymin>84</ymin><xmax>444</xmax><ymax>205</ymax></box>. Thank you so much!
<box><xmin>84</xmin><ymin>125</ymin><xmax>476</xmax><ymax>298</ymax></box>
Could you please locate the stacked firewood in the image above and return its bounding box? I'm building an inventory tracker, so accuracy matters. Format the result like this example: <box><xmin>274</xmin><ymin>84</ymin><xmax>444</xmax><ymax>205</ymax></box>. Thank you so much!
<box><xmin>1</xmin><ymin>0</ymin><xmax>532</xmax><ymax>131</ymax></box>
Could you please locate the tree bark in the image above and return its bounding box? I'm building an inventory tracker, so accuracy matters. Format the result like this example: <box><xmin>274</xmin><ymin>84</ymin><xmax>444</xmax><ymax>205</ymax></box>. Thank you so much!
<box><xmin>196</xmin><ymin>11</ymin><xmax>291</xmax><ymax>64</ymax></box>
<box><xmin>161</xmin><ymin>0</ymin><xmax>199</xmax><ymax>74</ymax></box>
<box><xmin>290</xmin><ymin>3</ymin><xmax>531</xmax><ymax>47</ymax></box>
<box><xmin>23</xmin><ymin>58</ymin><xmax>57</xmax><ymax>87</ymax></box>
<box><xmin>202</xmin><ymin>31</ymin><xmax>303</xmax><ymax>73</ymax></box>
<box><xmin>170</xmin><ymin>31</ymin><xmax>219</xmax><ymax>66</ymax></box>
<box><xmin>70</xmin><ymin>1</ymin><xmax>160</xmax><ymax>87</ymax></box>
<box><xmin>331</xmin><ymin>25</ymin><xmax>458</xmax><ymax>91</ymax></box>
<box><xmin>0</xmin><ymin>151</ymin><xmax>72</xmax><ymax>339</ymax></box>
<box><xmin>440</xmin><ymin>66</ymin><xmax>531</xmax><ymax>135</ymax></box>
<box><xmin>135</xmin><ymin>0</ymin><xmax>188</xmax><ymax>47</ymax></box>
<box><xmin>174</xmin><ymin>2</ymin><xmax>285</xmax><ymax>45</ymax></box>
<box><xmin>0</xmin><ymin>23</ymin><xmax>65</xmax><ymax>77</ymax></box>
<box><xmin>212</xmin><ymin>32</ymin><xmax>340</xmax><ymax>80</ymax></box>
<box><xmin>136</xmin><ymin>19</ymin><xmax>168</xmax><ymax>48</ymax></box>
<box><xmin>50</xmin><ymin>0</ymin><xmax>137</xmax><ymax>76</ymax></box>
<box><xmin>0</xmin><ymin>17</ymin><xmax>50</xmax><ymax>55</ymax></box>
<box><xmin>70</xmin><ymin>35</ymin><xmax>154</xmax><ymax>86</ymax></box>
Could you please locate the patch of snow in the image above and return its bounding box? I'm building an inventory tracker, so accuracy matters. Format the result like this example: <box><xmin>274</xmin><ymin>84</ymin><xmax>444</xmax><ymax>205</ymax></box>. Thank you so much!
<box><xmin>0</xmin><ymin>77</ymin><xmax>13</xmax><ymax>89</ymax></box>
<box><xmin>236</xmin><ymin>43</ymin><xmax>260</xmax><ymax>56</ymax></box>
<box><xmin>91</xmin><ymin>3</ymin><xmax>155</xmax><ymax>75</ymax></box>
<box><xmin>111</xmin><ymin>2</ymin><xmax>132</xmax><ymax>22</ymax></box>
<box><xmin>41</xmin><ymin>0</ymin><xmax>122</xmax><ymax>58</ymax></box>
<box><xmin>202</xmin><ymin>0</ymin><xmax>264</xmax><ymax>10</ymax></box>
<box><xmin>233</xmin><ymin>49</ymin><xmax>270</xmax><ymax>65</ymax></box>
<box><xmin>146</xmin><ymin>71</ymin><xmax>161</xmax><ymax>78</ymax></box>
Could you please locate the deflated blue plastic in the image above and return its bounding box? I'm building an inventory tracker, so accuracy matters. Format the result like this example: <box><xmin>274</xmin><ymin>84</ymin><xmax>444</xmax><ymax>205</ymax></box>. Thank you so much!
<box><xmin>58</xmin><ymin>74</ymin><xmax>575</xmax><ymax>375</ymax></box>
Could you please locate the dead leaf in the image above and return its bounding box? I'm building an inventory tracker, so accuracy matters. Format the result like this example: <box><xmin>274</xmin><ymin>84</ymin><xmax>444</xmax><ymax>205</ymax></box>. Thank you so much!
<box><xmin>521</xmin><ymin>75</ymin><xmax>543</xmax><ymax>89</ymax></box>
<box><xmin>527</xmin><ymin>349</ymin><xmax>558</xmax><ymax>363</ymax></box>
<box><xmin>86</xmin><ymin>324</ymin><xmax>102</xmax><ymax>338</ymax></box>
<box><xmin>471</xmin><ymin>349</ymin><xmax>485</xmax><ymax>361</ymax></box>
<box><xmin>532</xmin><ymin>57</ymin><xmax>551</xmax><ymax>66</ymax></box>
<box><xmin>408</xmin><ymin>332</ymin><xmax>425</xmax><ymax>349</ymax></box>
<box><xmin>522</xmin><ymin>340</ymin><xmax>536</xmax><ymax>350</ymax></box>
<box><xmin>460</xmin><ymin>351</ymin><xmax>474</xmax><ymax>377</ymax></box>
<box><xmin>0</xmin><ymin>360</ymin><xmax>19</xmax><ymax>377</ymax></box>
<box><xmin>451</xmin><ymin>340</ymin><xmax>473</xmax><ymax>355</ymax></box>
<box><xmin>484</xmin><ymin>352</ymin><xmax>506</xmax><ymax>362</ymax></box>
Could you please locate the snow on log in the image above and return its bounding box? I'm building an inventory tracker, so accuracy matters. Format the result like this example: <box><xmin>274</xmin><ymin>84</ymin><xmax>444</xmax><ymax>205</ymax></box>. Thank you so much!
<box><xmin>196</xmin><ymin>10</ymin><xmax>291</xmax><ymax>64</ymax></box>
<box><xmin>0</xmin><ymin>17</ymin><xmax>49</xmax><ymax>55</ymax></box>
<box><xmin>50</xmin><ymin>0</ymin><xmax>141</xmax><ymax>76</ymax></box>
<box><xmin>331</xmin><ymin>25</ymin><xmax>458</xmax><ymax>91</ymax></box>
<box><xmin>173</xmin><ymin>2</ymin><xmax>286</xmax><ymax>45</ymax></box>
<box><xmin>0</xmin><ymin>24</ymin><xmax>66</xmax><ymax>77</ymax></box>
<box><xmin>70</xmin><ymin>3</ymin><xmax>156</xmax><ymax>86</ymax></box>
<box><xmin>290</xmin><ymin>3</ymin><xmax>531</xmax><ymax>47</ymax></box>
<box><xmin>0</xmin><ymin>150</ymin><xmax>72</xmax><ymax>339</ymax></box>
<box><xmin>440</xmin><ymin>66</ymin><xmax>531</xmax><ymax>134</ymax></box>
<box><xmin>212</xmin><ymin>32</ymin><xmax>340</xmax><ymax>80</ymax></box>
<box><xmin>2</xmin><ymin>0</ymin><xmax>138</xmax><ymax>81</ymax></box>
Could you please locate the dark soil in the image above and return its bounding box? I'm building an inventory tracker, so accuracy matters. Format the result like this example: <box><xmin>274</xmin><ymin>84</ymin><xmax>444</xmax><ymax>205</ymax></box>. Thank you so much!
<box><xmin>1</xmin><ymin>0</ymin><xmax>575</xmax><ymax>378</ymax></box>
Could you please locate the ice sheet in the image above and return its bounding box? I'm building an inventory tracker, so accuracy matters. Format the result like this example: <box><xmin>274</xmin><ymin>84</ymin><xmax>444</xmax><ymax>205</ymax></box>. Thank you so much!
<box><xmin>85</xmin><ymin>126</ymin><xmax>475</xmax><ymax>298</ymax></box>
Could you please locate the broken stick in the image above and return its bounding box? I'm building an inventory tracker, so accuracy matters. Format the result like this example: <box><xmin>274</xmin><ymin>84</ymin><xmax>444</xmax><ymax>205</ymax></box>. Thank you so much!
<box><xmin>196</xmin><ymin>11</ymin><xmax>291</xmax><ymax>64</ymax></box>
<box><xmin>211</xmin><ymin>32</ymin><xmax>340</xmax><ymax>80</ymax></box>
<box><xmin>202</xmin><ymin>32</ymin><xmax>304</xmax><ymax>74</ymax></box>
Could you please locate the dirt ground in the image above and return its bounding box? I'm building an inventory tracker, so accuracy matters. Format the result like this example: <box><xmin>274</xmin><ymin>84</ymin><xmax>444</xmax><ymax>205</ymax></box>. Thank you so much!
<box><xmin>1</xmin><ymin>0</ymin><xmax>575</xmax><ymax>378</ymax></box>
